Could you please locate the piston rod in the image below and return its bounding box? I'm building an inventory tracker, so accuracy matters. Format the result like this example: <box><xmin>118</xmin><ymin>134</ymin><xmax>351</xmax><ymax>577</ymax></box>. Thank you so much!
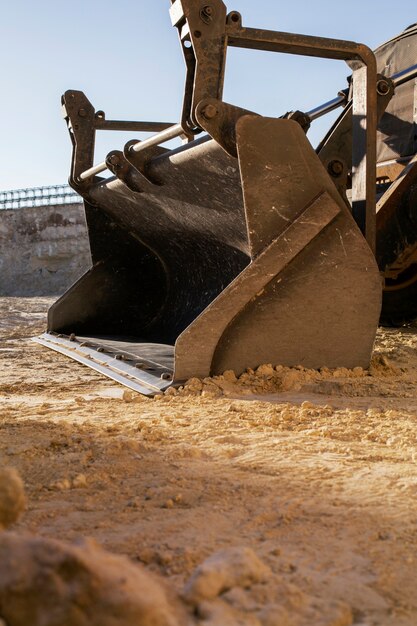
<box><xmin>78</xmin><ymin>123</ymin><xmax>184</xmax><ymax>182</ymax></box>
<box><xmin>392</xmin><ymin>62</ymin><xmax>417</xmax><ymax>87</ymax></box>
<box><xmin>307</xmin><ymin>94</ymin><xmax>347</xmax><ymax>121</ymax></box>
<box><xmin>78</xmin><ymin>161</ymin><xmax>111</xmax><ymax>182</ymax></box>
<box><xmin>129</xmin><ymin>122</ymin><xmax>184</xmax><ymax>154</ymax></box>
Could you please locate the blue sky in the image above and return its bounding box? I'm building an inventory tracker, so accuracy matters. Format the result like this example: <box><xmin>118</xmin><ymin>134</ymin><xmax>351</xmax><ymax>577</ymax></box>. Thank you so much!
<box><xmin>0</xmin><ymin>0</ymin><xmax>416</xmax><ymax>190</ymax></box>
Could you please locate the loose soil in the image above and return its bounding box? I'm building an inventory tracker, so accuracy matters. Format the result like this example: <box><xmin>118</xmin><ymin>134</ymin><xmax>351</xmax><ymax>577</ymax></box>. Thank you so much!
<box><xmin>1</xmin><ymin>296</ymin><xmax>417</xmax><ymax>625</ymax></box>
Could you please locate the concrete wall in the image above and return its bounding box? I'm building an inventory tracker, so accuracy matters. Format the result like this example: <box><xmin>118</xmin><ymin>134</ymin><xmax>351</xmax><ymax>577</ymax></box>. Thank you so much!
<box><xmin>0</xmin><ymin>203</ymin><xmax>91</xmax><ymax>296</ymax></box>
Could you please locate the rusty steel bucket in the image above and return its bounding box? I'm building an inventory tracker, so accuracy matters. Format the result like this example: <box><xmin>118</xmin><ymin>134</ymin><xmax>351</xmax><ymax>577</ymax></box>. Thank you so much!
<box><xmin>34</xmin><ymin>0</ymin><xmax>384</xmax><ymax>395</ymax></box>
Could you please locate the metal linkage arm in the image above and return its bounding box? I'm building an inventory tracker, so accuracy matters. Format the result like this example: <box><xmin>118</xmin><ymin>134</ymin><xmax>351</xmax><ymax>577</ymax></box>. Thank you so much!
<box><xmin>171</xmin><ymin>3</ymin><xmax>417</xmax><ymax>253</ymax></box>
<box><xmin>172</xmin><ymin>0</ymin><xmax>377</xmax><ymax>250</ymax></box>
<box><xmin>62</xmin><ymin>90</ymin><xmax>177</xmax><ymax>186</ymax></box>
<box><xmin>93</xmin><ymin>111</ymin><xmax>173</xmax><ymax>133</ymax></box>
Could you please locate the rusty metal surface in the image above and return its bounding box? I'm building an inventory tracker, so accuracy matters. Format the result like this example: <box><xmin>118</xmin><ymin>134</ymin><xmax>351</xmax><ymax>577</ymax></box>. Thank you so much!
<box><xmin>170</xmin><ymin>0</ymin><xmax>228</xmax><ymax>131</ymax></box>
<box><xmin>62</xmin><ymin>91</ymin><xmax>96</xmax><ymax>190</ymax></box>
<box><xmin>350</xmin><ymin>65</ymin><xmax>377</xmax><ymax>251</ymax></box>
<box><xmin>175</xmin><ymin>117</ymin><xmax>381</xmax><ymax>379</ymax></box>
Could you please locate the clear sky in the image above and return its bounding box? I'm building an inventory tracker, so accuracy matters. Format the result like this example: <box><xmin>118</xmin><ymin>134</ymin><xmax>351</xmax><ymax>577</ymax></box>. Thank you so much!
<box><xmin>0</xmin><ymin>0</ymin><xmax>415</xmax><ymax>191</ymax></box>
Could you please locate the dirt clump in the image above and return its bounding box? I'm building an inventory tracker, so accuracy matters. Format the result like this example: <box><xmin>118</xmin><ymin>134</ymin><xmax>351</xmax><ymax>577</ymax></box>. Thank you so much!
<box><xmin>0</xmin><ymin>467</ymin><xmax>26</xmax><ymax>530</ymax></box>
<box><xmin>183</xmin><ymin>546</ymin><xmax>270</xmax><ymax>604</ymax></box>
<box><xmin>0</xmin><ymin>532</ymin><xmax>185</xmax><ymax>626</ymax></box>
<box><xmin>168</xmin><ymin>349</ymin><xmax>404</xmax><ymax>400</ymax></box>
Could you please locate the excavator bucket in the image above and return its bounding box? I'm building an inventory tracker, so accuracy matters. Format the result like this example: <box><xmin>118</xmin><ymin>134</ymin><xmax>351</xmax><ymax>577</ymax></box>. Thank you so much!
<box><xmin>34</xmin><ymin>0</ymin><xmax>386</xmax><ymax>395</ymax></box>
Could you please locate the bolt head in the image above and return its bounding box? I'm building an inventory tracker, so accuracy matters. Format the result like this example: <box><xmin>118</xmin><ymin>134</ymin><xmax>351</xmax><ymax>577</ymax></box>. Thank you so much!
<box><xmin>202</xmin><ymin>103</ymin><xmax>218</xmax><ymax>120</ymax></box>
<box><xmin>78</xmin><ymin>108</ymin><xmax>87</xmax><ymax>118</ymax></box>
<box><xmin>328</xmin><ymin>160</ymin><xmax>344</xmax><ymax>177</ymax></box>
<box><xmin>377</xmin><ymin>79</ymin><xmax>390</xmax><ymax>96</ymax></box>
<box><xmin>108</xmin><ymin>154</ymin><xmax>120</xmax><ymax>166</ymax></box>
<box><xmin>200</xmin><ymin>5</ymin><xmax>213</xmax><ymax>22</ymax></box>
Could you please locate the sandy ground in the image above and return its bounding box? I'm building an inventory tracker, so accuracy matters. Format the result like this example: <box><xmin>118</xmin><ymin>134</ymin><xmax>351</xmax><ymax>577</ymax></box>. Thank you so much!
<box><xmin>1</xmin><ymin>296</ymin><xmax>417</xmax><ymax>625</ymax></box>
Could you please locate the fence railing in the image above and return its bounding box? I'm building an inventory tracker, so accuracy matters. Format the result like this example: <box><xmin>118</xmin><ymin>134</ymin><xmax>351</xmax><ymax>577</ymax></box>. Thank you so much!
<box><xmin>0</xmin><ymin>184</ymin><xmax>82</xmax><ymax>210</ymax></box>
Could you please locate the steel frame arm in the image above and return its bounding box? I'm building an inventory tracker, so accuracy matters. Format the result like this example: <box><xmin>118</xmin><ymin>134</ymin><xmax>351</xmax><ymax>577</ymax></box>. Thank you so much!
<box><xmin>61</xmin><ymin>90</ymin><xmax>174</xmax><ymax>189</ymax></box>
<box><xmin>171</xmin><ymin>0</ymin><xmax>377</xmax><ymax>250</ymax></box>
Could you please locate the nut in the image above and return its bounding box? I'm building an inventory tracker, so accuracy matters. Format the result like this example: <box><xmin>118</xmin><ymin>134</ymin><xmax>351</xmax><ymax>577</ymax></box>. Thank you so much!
<box><xmin>108</xmin><ymin>154</ymin><xmax>120</xmax><ymax>166</ymax></box>
<box><xmin>328</xmin><ymin>160</ymin><xmax>344</xmax><ymax>177</ymax></box>
<box><xmin>377</xmin><ymin>79</ymin><xmax>390</xmax><ymax>96</ymax></box>
<box><xmin>201</xmin><ymin>104</ymin><xmax>218</xmax><ymax>120</ymax></box>
<box><xmin>229</xmin><ymin>12</ymin><xmax>240</xmax><ymax>23</ymax></box>
<box><xmin>200</xmin><ymin>5</ymin><xmax>213</xmax><ymax>23</ymax></box>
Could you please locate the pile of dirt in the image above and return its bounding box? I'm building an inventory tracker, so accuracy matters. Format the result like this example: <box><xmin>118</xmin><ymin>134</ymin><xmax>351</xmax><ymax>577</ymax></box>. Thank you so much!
<box><xmin>170</xmin><ymin>353</ymin><xmax>402</xmax><ymax>399</ymax></box>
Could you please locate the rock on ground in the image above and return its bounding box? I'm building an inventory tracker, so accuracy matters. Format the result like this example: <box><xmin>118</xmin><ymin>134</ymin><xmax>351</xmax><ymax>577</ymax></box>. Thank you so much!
<box><xmin>0</xmin><ymin>468</ymin><xmax>26</xmax><ymax>530</ymax></box>
<box><xmin>0</xmin><ymin>532</ymin><xmax>185</xmax><ymax>626</ymax></box>
<box><xmin>183</xmin><ymin>546</ymin><xmax>270</xmax><ymax>605</ymax></box>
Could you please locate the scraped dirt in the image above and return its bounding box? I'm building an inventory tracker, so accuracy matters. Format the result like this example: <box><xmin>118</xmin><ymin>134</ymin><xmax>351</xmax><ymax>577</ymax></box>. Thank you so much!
<box><xmin>1</xmin><ymin>297</ymin><xmax>417</xmax><ymax>625</ymax></box>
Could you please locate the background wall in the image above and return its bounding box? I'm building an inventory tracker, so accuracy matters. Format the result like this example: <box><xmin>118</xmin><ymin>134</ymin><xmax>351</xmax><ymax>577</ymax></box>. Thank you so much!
<box><xmin>0</xmin><ymin>204</ymin><xmax>90</xmax><ymax>296</ymax></box>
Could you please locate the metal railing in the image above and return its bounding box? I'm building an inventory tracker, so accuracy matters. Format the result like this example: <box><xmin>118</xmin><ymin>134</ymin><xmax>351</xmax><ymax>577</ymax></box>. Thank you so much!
<box><xmin>0</xmin><ymin>184</ymin><xmax>82</xmax><ymax>210</ymax></box>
